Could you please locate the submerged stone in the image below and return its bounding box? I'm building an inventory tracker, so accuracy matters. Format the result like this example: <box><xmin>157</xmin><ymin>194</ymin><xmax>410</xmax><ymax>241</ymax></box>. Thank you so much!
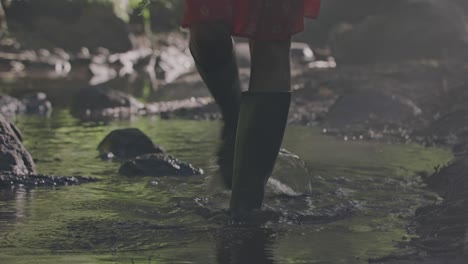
<box><xmin>98</xmin><ymin>128</ymin><xmax>165</xmax><ymax>160</ymax></box>
<box><xmin>0</xmin><ymin>173</ymin><xmax>98</xmax><ymax>188</ymax></box>
<box><xmin>119</xmin><ymin>153</ymin><xmax>203</xmax><ymax>177</ymax></box>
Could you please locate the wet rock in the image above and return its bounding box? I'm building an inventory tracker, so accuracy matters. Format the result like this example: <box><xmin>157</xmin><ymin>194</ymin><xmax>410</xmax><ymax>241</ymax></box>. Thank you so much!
<box><xmin>403</xmin><ymin>158</ymin><xmax>468</xmax><ymax>260</ymax></box>
<box><xmin>425</xmin><ymin>157</ymin><xmax>468</xmax><ymax>201</ymax></box>
<box><xmin>425</xmin><ymin>109</ymin><xmax>468</xmax><ymax>146</ymax></box>
<box><xmin>73</xmin><ymin>86</ymin><xmax>144</xmax><ymax>110</ymax></box>
<box><xmin>21</xmin><ymin>92</ymin><xmax>52</xmax><ymax>116</ymax></box>
<box><xmin>453</xmin><ymin>138</ymin><xmax>468</xmax><ymax>157</ymax></box>
<box><xmin>0</xmin><ymin>114</ymin><xmax>36</xmax><ymax>175</ymax></box>
<box><xmin>0</xmin><ymin>173</ymin><xmax>98</xmax><ymax>188</ymax></box>
<box><xmin>324</xmin><ymin>91</ymin><xmax>422</xmax><ymax>130</ymax></box>
<box><xmin>70</xmin><ymin>86</ymin><xmax>144</xmax><ymax>120</ymax></box>
<box><xmin>97</xmin><ymin>128</ymin><xmax>164</xmax><ymax>160</ymax></box>
<box><xmin>158</xmin><ymin>101</ymin><xmax>220</xmax><ymax>121</ymax></box>
<box><xmin>331</xmin><ymin>0</ymin><xmax>468</xmax><ymax>64</ymax></box>
<box><xmin>0</xmin><ymin>95</ymin><xmax>26</xmax><ymax>116</ymax></box>
<box><xmin>270</xmin><ymin>149</ymin><xmax>314</xmax><ymax>195</ymax></box>
<box><xmin>145</xmin><ymin>97</ymin><xmax>215</xmax><ymax>119</ymax></box>
<box><xmin>119</xmin><ymin>153</ymin><xmax>203</xmax><ymax>177</ymax></box>
<box><xmin>69</xmin><ymin>84</ymin><xmax>215</xmax><ymax>121</ymax></box>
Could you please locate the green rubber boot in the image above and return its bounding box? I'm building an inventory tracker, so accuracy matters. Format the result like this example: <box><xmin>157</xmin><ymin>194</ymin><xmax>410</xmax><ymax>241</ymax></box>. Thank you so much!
<box><xmin>193</xmin><ymin>51</ymin><xmax>242</xmax><ymax>189</ymax></box>
<box><xmin>230</xmin><ymin>91</ymin><xmax>291</xmax><ymax>213</ymax></box>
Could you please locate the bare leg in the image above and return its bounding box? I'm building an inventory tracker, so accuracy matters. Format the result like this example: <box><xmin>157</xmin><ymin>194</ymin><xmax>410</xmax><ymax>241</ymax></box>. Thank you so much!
<box><xmin>230</xmin><ymin>39</ymin><xmax>292</xmax><ymax>213</ymax></box>
<box><xmin>189</xmin><ymin>23</ymin><xmax>241</xmax><ymax>126</ymax></box>
<box><xmin>189</xmin><ymin>23</ymin><xmax>242</xmax><ymax>189</ymax></box>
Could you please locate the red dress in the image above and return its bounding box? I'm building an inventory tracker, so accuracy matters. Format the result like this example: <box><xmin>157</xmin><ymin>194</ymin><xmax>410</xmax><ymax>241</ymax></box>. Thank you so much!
<box><xmin>182</xmin><ymin>0</ymin><xmax>321</xmax><ymax>40</ymax></box>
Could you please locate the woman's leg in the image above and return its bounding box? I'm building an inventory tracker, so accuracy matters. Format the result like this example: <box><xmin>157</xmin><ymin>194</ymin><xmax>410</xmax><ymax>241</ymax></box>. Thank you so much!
<box><xmin>230</xmin><ymin>39</ymin><xmax>292</xmax><ymax>213</ymax></box>
<box><xmin>249</xmin><ymin>39</ymin><xmax>292</xmax><ymax>92</ymax></box>
<box><xmin>189</xmin><ymin>23</ymin><xmax>242</xmax><ymax>189</ymax></box>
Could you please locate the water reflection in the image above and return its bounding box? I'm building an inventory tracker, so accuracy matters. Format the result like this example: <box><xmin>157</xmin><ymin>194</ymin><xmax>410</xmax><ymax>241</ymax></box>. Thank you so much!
<box><xmin>0</xmin><ymin>186</ymin><xmax>32</xmax><ymax>225</ymax></box>
<box><xmin>0</xmin><ymin>113</ymin><xmax>456</xmax><ymax>263</ymax></box>
<box><xmin>217</xmin><ymin>226</ymin><xmax>275</xmax><ymax>264</ymax></box>
<box><xmin>13</xmin><ymin>185</ymin><xmax>30</xmax><ymax>222</ymax></box>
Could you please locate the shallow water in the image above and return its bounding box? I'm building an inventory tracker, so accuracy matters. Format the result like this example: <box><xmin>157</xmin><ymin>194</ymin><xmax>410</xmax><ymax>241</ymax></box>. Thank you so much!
<box><xmin>0</xmin><ymin>110</ymin><xmax>453</xmax><ymax>263</ymax></box>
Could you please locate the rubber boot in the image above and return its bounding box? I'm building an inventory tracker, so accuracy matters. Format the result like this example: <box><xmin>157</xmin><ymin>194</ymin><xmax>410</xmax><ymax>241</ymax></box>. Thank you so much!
<box><xmin>193</xmin><ymin>51</ymin><xmax>242</xmax><ymax>189</ymax></box>
<box><xmin>230</xmin><ymin>91</ymin><xmax>291</xmax><ymax>213</ymax></box>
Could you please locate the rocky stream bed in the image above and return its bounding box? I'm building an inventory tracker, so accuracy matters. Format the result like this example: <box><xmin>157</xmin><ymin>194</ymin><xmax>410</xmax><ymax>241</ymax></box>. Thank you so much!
<box><xmin>2</xmin><ymin>0</ymin><xmax>468</xmax><ymax>261</ymax></box>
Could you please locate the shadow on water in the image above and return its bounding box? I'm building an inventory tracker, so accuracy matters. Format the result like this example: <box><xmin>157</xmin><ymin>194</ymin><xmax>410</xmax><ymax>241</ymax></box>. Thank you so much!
<box><xmin>216</xmin><ymin>226</ymin><xmax>275</xmax><ymax>264</ymax></box>
<box><xmin>0</xmin><ymin>109</ymin><xmax>455</xmax><ymax>263</ymax></box>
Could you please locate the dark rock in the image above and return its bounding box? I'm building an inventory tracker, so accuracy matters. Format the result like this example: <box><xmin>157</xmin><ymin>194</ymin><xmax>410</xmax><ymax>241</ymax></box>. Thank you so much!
<box><xmin>427</xmin><ymin>109</ymin><xmax>468</xmax><ymax>143</ymax></box>
<box><xmin>0</xmin><ymin>95</ymin><xmax>26</xmax><ymax>116</ymax></box>
<box><xmin>453</xmin><ymin>139</ymin><xmax>468</xmax><ymax>157</ymax></box>
<box><xmin>269</xmin><ymin>149</ymin><xmax>313</xmax><ymax>195</ymax></box>
<box><xmin>405</xmin><ymin>157</ymin><xmax>468</xmax><ymax>260</ymax></box>
<box><xmin>70</xmin><ymin>86</ymin><xmax>144</xmax><ymax>120</ymax></box>
<box><xmin>0</xmin><ymin>114</ymin><xmax>36</xmax><ymax>175</ymax></box>
<box><xmin>21</xmin><ymin>92</ymin><xmax>53</xmax><ymax>116</ymax></box>
<box><xmin>331</xmin><ymin>0</ymin><xmax>468</xmax><ymax>64</ymax></box>
<box><xmin>324</xmin><ymin>91</ymin><xmax>422</xmax><ymax>130</ymax></box>
<box><xmin>0</xmin><ymin>173</ymin><xmax>99</xmax><ymax>188</ymax></box>
<box><xmin>296</xmin><ymin>0</ymin><xmax>406</xmax><ymax>46</ymax></box>
<box><xmin>119</xmin><ymin>153</ymin><xmax>203</xmax><ymax>177</ymax></box>
<box><xmin>158</xmin><ymin>101</ymin><xmax>220</xmax><ymax>121</ymax></box>
<box><xmin>73</xmin><ymin>86</ymin><xmax>144</xmax><ymax>110</ymax></box>
<box><xmin>426</xmin><ymin>157</ymin><xmax>468</xmax><ymax>201</ymax></box>
<box><xmin>97</xmin><ymin>128</ymin><xmax>165</xmax><ymax>160</ymax></box>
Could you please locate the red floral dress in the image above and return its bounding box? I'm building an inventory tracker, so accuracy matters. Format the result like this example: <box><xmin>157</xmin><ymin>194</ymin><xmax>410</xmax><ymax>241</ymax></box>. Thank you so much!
<box><xmin>182</xmin><ymin>0</ymin><xmax>321</xmax><ymax>40</ymax></box>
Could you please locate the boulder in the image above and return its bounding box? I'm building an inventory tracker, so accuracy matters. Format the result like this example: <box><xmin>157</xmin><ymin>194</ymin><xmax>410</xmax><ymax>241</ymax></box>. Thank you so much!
<box><xmin>70</xmin><ymin>86</ymin><xmax>144</xmax><ymax>120</ymax></box>
<box><xmin>97</xmin><ymin>128</ymin><xmax>164</xmax><ymax>160</ymax></box>
<box><xmin>331</xmin><ymin>0</ymin><xmax>468</xmax><ymax>64</ymax></box>
<box><xmin>119</xmin><ymin>153</ymin><xmax>203</xmax><ymax>177</ymax></box>
<box><xmin>407</xmin><ymin>157</ymin><xmax>468</xmax><ymax>258</ymax></box>
<box><xmin>324</xmin><ymin>91</ymin><xmax>422</xmax><ymax>130</ymax></box>
<box><xmin>295</xmin><ymin>0</ymin><xmax>393</xmax><ymax>46</ymax></box>
<box><xmin>426</xmin><ymin>157</ymin><xmax>468</xmax><ymax>200</ymax></box>
<box><xmin>0</xmin><ymin>114</ymin><xmax>36</xmax><ymax>175</ymax></box>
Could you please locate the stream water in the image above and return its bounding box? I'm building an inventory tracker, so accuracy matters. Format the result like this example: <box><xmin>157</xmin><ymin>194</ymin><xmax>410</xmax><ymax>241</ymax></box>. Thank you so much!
<box><xmin>0</xmin><ymin>109</ymin><xmax>453</xmax><ymax>263</ymax></box>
